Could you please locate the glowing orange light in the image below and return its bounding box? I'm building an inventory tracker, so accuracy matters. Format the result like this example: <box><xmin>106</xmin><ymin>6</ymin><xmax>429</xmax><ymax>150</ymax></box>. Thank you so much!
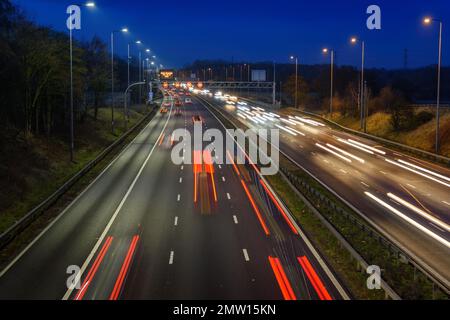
<box><xmin>297</xmin><ymin>256</ymin><xmax>332</xmax><ymax>300</ymax></box>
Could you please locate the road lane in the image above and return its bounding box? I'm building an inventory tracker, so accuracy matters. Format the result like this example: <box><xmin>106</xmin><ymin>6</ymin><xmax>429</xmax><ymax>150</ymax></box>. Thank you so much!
<box><xmin>0</xmin><ymin>94</ymin><xmax>347</xmax><ymax>300</ymax></box>
<box><xmin>203</xmin><ymin>94</ymin><xmax>450</xmax><ymax>288</ymax></box>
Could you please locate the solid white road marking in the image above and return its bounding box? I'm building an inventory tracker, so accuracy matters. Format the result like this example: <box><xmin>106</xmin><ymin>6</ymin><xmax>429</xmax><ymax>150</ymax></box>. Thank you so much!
<box><xmin>61</xmin><ymin>102</ymin><xmax>174</xmax><ymax>300</ymax></box>
<box><xmin>169</xmin><ymin>251</ymin><xmax>174</xmax><ymax>265</ymax></box>
<box><xmin>242</xmin><ymin>249</ymin><xmax>250</xmax><ymax>262</ymax></box>
<box><xmin>233</xmin><ymin>215</ymin><xmax>238</xmax><ymax>224</ymax></box>
<box><xmin>407</xmin><ymin>183</ymin><xmax>416</xmax><ymax>189</ymax></box>
<box><xmin>442</xmin><ymin>201</ymin><xmax>450</xmax><ymax>207</ymax></box>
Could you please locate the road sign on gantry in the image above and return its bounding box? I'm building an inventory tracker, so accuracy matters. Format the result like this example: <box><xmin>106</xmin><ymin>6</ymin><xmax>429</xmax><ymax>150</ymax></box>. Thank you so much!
<box><xmin>160</xmin><ymin>69</ymin><xmax>175</xmax><ymax>81</ymax></box>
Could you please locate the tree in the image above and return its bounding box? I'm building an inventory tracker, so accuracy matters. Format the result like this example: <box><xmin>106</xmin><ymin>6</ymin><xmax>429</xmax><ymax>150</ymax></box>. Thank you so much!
<box><xmin>373</xmin><ymin>86</ymin><xmax>408</xmax><ymax>130</ymax></box>
<box><xmin>84</xmin><ymin>36</ymin><xmax>108</xmax><ymax>120</ymax></box>
<box><xmin>283</xmin><ymin>74</ymin><xmax>310</xmax><ymax>108</ymax></box>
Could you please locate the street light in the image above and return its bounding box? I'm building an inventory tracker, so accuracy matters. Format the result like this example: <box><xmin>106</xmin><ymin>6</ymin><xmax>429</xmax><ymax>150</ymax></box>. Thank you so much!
<box><xmin>111</xmin><ymin>27</ymin><xmax>128</xmax><ymax>134</ymax></box>
<box><xmin>323</xmin><ymin>48</ymin><xmax>335</xmax><ymax>115</ymax></box>
<box><xmin>290</xmin><ymin>55</ymin><xmax>298</xmax><ymax>108</ymax></box>
<box><xmin>351</xmin><ymin>36</ymin><xmax>366</xmax><ymax>131</ymax></box>
<box><xmin>423</xmin><ymin>16</ymin><xmax>443</xmax><ymax>154</ymax></box>
<box><xmin>69</xmin><ymin>2</ymin><xmax>95</xmax><ymax>162</ymax></box>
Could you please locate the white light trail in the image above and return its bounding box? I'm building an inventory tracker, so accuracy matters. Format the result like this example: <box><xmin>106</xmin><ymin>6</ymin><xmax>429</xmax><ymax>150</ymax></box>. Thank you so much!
<box><xmin>347</xmin><ymin>139</ymin><xmax>386</xmax><ymax>155</ymax></box>
<box><xmin>337</xmin><ymin>138</ymin><xmax>375</xmax><ymax>155</ymax></box>
<box><xmin>387</xmin><ymin>193</ymin><xmax>450</xmax><ymax>232</ymax></box>
<box><xmin>365</xmin><ymin>192</ymin><xmax>450</xmax><ymax>248</ymax></box>
<box><xmin>315</xmin><ymin>143</ymin><xmax>352</xmax><ymax>163</ymax></box>
<box><xmin>397</xmin><ymin>159</ymin><xmax>450</xmax><ymax>182</ymax></box>
<box><xmin>385</xmin><ymin>159</ymin><xmax>450</xmax><ymax>188</ymax></box>
<box><xmin>326</xmin><ymin>143</ymin><xmax>365</xmax><ymax>163</ymax></box>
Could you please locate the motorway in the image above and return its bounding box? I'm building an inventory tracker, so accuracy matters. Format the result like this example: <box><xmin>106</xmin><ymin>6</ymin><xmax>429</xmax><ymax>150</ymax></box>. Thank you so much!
<box><xmin>200</xmin><ymin>92</ymin><xmax>450</xmax><ymax>289</ymax></box>
<box><xmin>0</xmin><ymin>95</ymin><xmax>347</xmax><ymax>300</ymax></box>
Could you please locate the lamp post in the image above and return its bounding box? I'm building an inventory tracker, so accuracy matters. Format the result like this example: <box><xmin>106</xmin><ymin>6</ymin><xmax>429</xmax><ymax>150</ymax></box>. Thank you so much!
<box><xmin>135</xmin><ymin>40</ymin><xmax>143</xmax><ymax>104</ymax></box>
<box><xmin>111</xmin><ymin>27</ymin><xmax>128</xmax><ymax>134</ymax></box>
<box><xmin>323</xmin><ymin>48</ymin><xmax>335</xmax><ymax>115</ymax></box>
<box><xmin>351</xmin><ymin>37</ymin><xmax>365</xmax><ymax>131</ymax></box>
<box><xmin>290</xmin><ymin>56</ymin><xmax>298</xmax><ymax>108</ymax></box>
<box><xmin>424</xmin><ymin>17</ymin><xmax>443</xmax><ymax>154</ymax></box>
<box><xmin>68</xmin><ymin>2</ymin><xmax>95</xmax><ymax>162</ymax></box>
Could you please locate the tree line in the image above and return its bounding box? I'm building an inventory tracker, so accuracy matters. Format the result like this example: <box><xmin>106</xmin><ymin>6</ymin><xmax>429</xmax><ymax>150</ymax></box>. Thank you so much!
<box><xmin>0</xmin><ymin>0</ymin><xmax>138</xmax><ymax>140</ymax></box>
<box><xmin>181</xmin><ymin>60</ymin><xmax>449</xmax><ymax>130</ymax></box>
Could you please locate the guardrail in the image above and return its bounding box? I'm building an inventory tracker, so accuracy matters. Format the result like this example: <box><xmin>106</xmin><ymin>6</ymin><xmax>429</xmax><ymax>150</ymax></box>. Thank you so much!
<box><xmin>278</xmin><ymin>168</ymin><xmax>400</xmax><ymax>300</ymax></box>
<box><xmin>0</xmin><ymin>105</ymin><xmax>159</xmax><ymax>250</ymax></box>
<box><xmin>198</xmin><ymin>95</ymin><xmax>450</xmax><ymax>297</ymax></box>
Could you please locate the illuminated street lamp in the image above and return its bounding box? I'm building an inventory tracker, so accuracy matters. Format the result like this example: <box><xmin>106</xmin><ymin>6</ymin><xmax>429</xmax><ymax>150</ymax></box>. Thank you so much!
<box><xmin>68</xmin><ymin>2</ymin><xmax>95</xmax><ymax>162</ymax></box>
<box><xmin>322</xmin><ymin>48</ymin><xmax>335</xmax><ymax>115</ymax></box>
<box><xmin>423</xmin><ymin>16</ymin><xmax>443</xmax><ymax>154</ymax></box>
<box><xmin>111</xmin><ymin>27</ymin><xmax>128</xmax><ymax>134</ymax></box>
<box><xmin>350</xmin><ymin>36</ymin><xmax>366</xmax><ymax>131</ymax></box>
<box><xmin>290</xmin><ymin>55</ymin><xmax>298</xmax><ymax>108</ymax></box>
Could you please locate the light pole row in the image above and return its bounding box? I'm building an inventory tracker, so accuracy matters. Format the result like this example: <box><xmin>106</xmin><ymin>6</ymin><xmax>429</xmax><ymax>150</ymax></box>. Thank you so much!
<box><xmin>318</xmin><ymin>16</ymin><xmax>442</xmax><ymax>154</ymax></box>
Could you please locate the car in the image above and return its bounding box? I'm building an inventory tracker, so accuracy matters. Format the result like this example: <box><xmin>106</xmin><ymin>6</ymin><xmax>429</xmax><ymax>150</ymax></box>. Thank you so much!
<box><xmin>178</xmin><ymin>91</ymin><xmax>184</xmax><ymax>96</ymax></box>
<box><xmin>175</xmin><ymin>100</ymin><xmax>182</xmax><ymax>107</ymax></box>
<box><xmin>163</xmin><ymin>101</ymin><xmax>171</xmax><ymax>107</ymax></box>
<box><xmin>185</xmin><ymin>92</ymin><xmax>191</xmax><ymax>96</ymax></box>
<box><xmin>160</xmin><ymin>107</ymin><xmax>168</xmax><ymax>113</ymax></box>
<box><xmin>192</xmin><ymin>115</ymin><xmax>202</xmax><ymax>124</ymax></box>
<box><xmin>185</xmin><ymin>98</ymin><xmax>192</xmax><ymax>104</ymax></box>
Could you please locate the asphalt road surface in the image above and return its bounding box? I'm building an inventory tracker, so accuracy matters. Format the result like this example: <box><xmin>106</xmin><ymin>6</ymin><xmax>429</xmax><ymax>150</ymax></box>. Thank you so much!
<box><xmin>201</xmin><ymin>93</ymin><xmax>450</xmax><ymax>290</ymax></box>
<box><xmin>0</xmin><ymin>96</ymin><xmax>348</xmax><ymax>300</ymax></box>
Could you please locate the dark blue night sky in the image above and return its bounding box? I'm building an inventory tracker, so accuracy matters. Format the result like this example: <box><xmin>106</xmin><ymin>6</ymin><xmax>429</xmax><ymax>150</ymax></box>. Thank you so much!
<box><xmin>12</xmin><ymin>0</ymin><xmax>450</xmax><ymax>69</ymax></box>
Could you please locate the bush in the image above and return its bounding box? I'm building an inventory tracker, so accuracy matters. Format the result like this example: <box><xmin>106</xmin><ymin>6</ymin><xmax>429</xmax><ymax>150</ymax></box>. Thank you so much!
<box><xmin>415</xmin><ymin>111</ymin><xmax>433</xmax><ymax>126</ymax></box>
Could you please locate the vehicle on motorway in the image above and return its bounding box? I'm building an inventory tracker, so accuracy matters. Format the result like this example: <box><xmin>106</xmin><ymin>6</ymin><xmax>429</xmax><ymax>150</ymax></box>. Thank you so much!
<box><xmin>163</xmin><ymin>101</ymin><xmax>171</xmax><ymax>107</ymax></box>
<box><xmin>192</xmin><ymin>115</ymin><xmax>202</xmax><ymax>124</ymax></box>
<box><xmin>185</xmin><ymin>98</ymin><xmax>192</xmax><ymax>104</ymax></box>
<box><xmin>160</xmin><ymin>107</ymin><xmax>168</xmax><ymax>113</ymax></box>
<box><xmin>175</xmin><ymin>100</ymin><xmax>182</xmax><ymax>107</ymax></box>
<box><xmin>185</xmin><ymin>92</ymin><xmax>191</xmax><ymax>96</ymax></box>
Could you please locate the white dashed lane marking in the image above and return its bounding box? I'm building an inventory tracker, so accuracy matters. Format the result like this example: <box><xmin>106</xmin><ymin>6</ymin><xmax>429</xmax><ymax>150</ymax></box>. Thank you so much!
<box><xmin>242</xmin><ymin>249</ymin><xmax>250</xmax><ymax>262</ymax></box>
